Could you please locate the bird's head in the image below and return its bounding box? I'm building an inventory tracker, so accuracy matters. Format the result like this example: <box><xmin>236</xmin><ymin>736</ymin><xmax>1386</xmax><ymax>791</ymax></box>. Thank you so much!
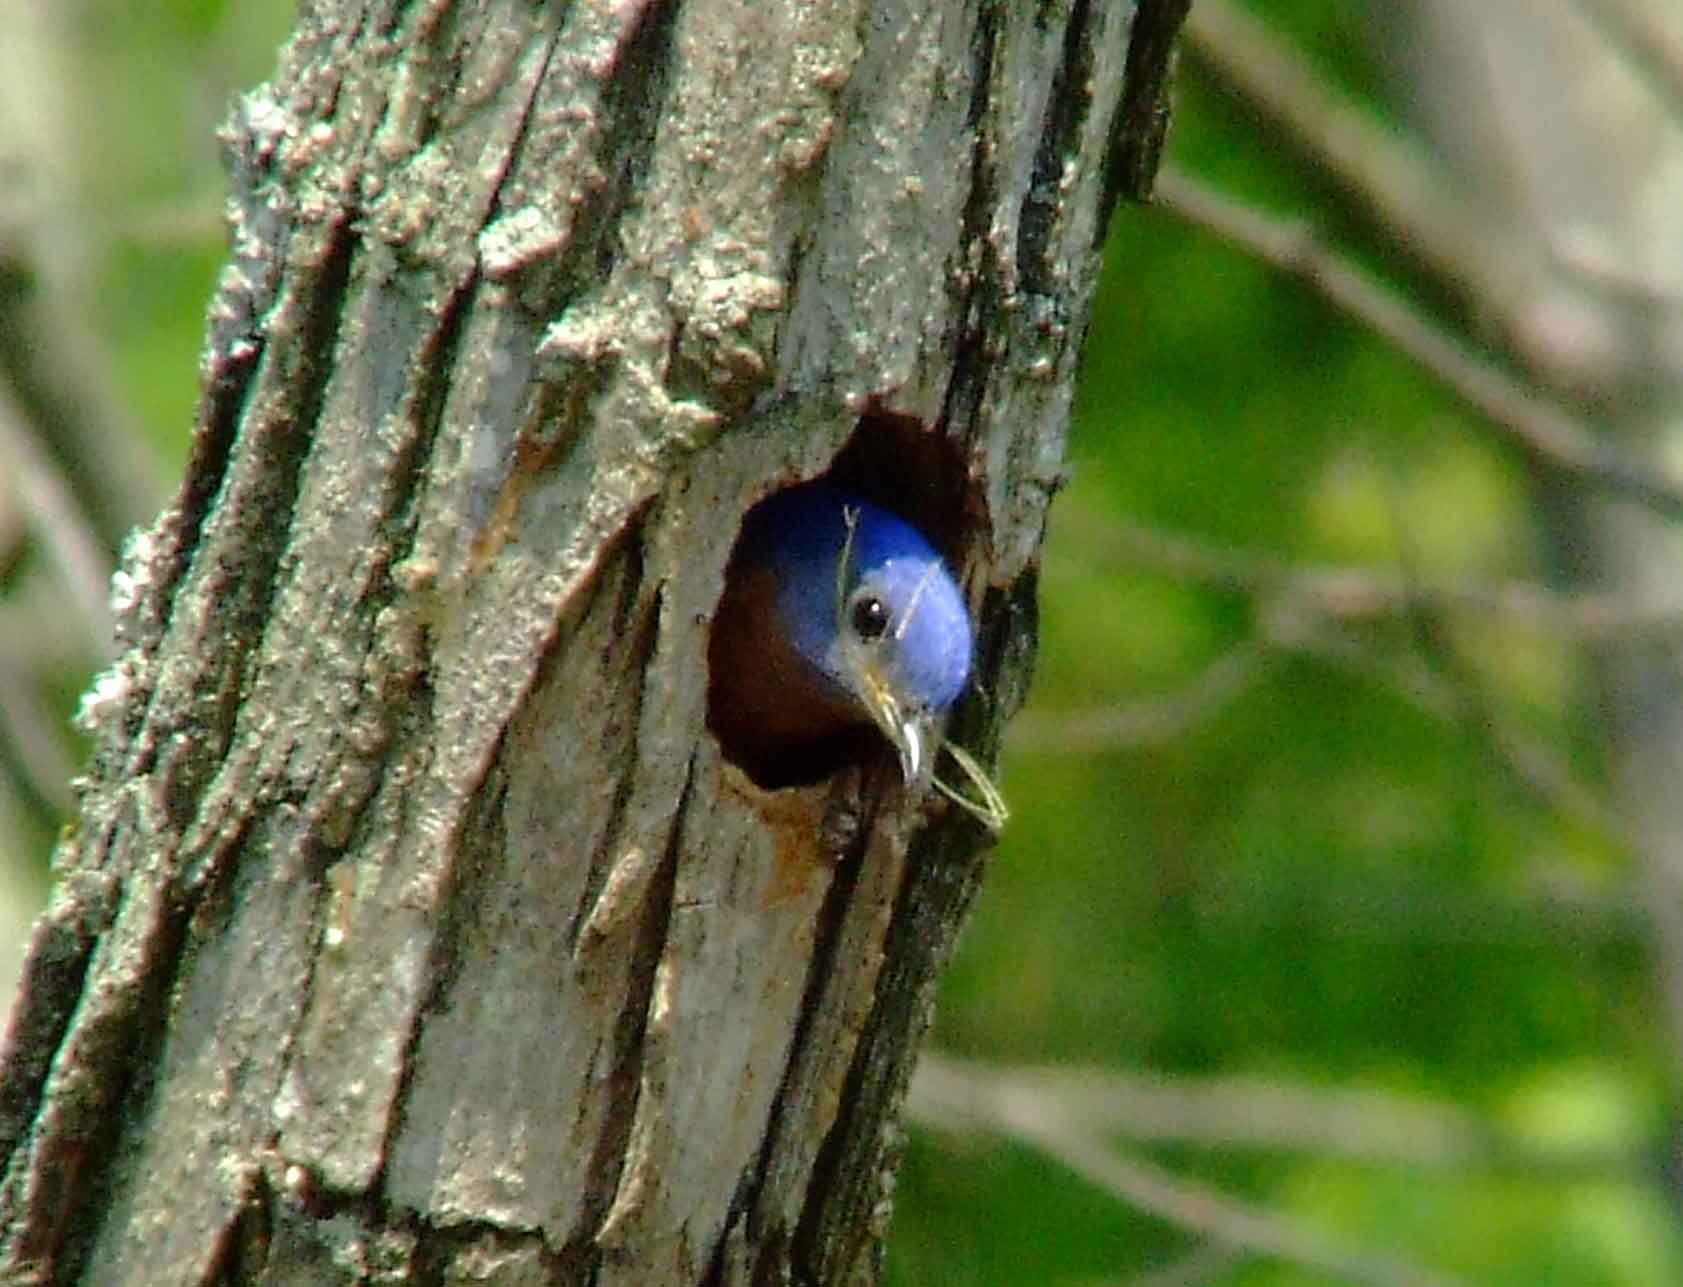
<box><xmin>821</xmin><ymin>546</ymin><xmax>971</xmax><ymax>780</ymax></box>
<box><xmin>756</xmin><ymin>486</ymin><xmax>972</xmax><ymax>782</ymax></box>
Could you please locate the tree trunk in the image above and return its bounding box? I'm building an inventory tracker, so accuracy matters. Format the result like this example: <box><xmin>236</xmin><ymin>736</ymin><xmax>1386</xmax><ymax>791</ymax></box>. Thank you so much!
<box><xmin>0</xmin><ymin>1</ymin><xmax>1184</xmax><ymax>1282</ymax></box>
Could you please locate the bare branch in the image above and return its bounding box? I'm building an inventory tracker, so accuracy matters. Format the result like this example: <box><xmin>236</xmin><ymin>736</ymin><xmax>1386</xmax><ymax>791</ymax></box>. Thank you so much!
<box><xmin>909</xmin><ymin>1056</ymin><xmax>1465</xmax><ymax>1287</ymax></box>
<box><xmin>1023</xmin><ymin>507</ymin><xmax>1626</xmax><ymax>843</ymax></box>
<box><xmin>1568</xmin><ymin>0</ymin><xmax>1683</xmax><ymax>122</ymax></box>
<box><xmin>0</xmin><ymin>643</ymin><xmax>77</xmax><ymax>823</ymax></box>
<box><xmin>1154</xmin><ymin>169</ymin><xmax>1683</xmax><ymax>522</ymax></box>
<box><xmin>910</xmin><ymin>1055</ymin><xmax>1647</xmax><ymax>1179</ymax></box>
<box><xmin>1053</xmin><ymin>509</ymin><xmax>1683</xmax><ymax>639</ymax></box>
<box><xmin>0</xmin><ymin>0</ymin><xmax>167</xmax><ymax>545</ymax></box>
<box><xmin>0</xmin><ymin>383</ymin><xmax>112</xmax><ymax>658</ymax></box>
<box><xmin>1180</xmin><ymin>0</ymin><xmax>1521</xmax><ymax>317</ymax></box>
<box><xmin>1008</xmin><ymin>642</ymin><xmax>1265</xmax><ymax>752</ymax></box>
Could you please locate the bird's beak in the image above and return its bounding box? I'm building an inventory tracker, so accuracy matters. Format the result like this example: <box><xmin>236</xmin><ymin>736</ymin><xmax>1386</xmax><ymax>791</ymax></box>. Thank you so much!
<box><xmin>854</xmin><ymin>667</ymin><xmax>934</xmax><ymax>783</ymax></box>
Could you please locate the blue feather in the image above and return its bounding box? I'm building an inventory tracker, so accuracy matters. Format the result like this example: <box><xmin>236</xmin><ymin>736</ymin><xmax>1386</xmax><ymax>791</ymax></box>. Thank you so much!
<box><xmin>711</xmin><ymin>482</ymin><xmax>972</xmax><ymax>781</ymax></box>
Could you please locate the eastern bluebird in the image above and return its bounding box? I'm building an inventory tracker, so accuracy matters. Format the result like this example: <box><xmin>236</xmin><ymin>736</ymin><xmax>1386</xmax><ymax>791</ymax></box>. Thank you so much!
<box><xmin>709</xmin><ymin>482</ymin><xmax>973</xmax><ymax>785</ymax></box>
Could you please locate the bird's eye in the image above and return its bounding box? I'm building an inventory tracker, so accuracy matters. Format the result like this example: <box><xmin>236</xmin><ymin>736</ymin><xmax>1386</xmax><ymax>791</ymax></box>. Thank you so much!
<box><xmin>849</xmin><ymin>593</ymin><xmax>891</xmax><ymax>641</ymax></box>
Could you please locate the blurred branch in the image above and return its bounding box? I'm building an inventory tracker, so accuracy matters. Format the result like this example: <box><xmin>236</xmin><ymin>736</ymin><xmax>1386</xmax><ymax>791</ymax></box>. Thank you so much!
<box><xmin>0</xmin><ymin>382</ymin><xmax>113</xmax><ymax>656</ymax></box>
<box><xmin>1056</xmin><ymin>511</ymin><xmax>1683</xmax><ymax>639</ymax></box>
<box><xmin>0</xmin><ymin>0</ymin><xmax>166</xmax><ymax>546</ymax></box>
<box><xmin>1277</xmin><ymin>594</ymin><xmax>1624</xmax><ymax>841</ymax></box>
<box><xmin>909</xmin><ymin>1055</ymin><xmax>1465</xmax><ymax>1287</ymax></box>
<box><xmin>122</xmin><ymin>200</ymin><xmax>225</xmax><ymax>250</ymax></box>
<box><xmin>1180</xmin><ymin>0</ymin><xmax>1521</xmax><ymax>317</ymax></box>
<box><xmin>1389</xmin><ymin>576</ymin><xmax>1628</xmax><ymax>842</ymax></box>
<box><xmin>0</xmin><ymin>452</ymin><xmax>21</xmax><ymax>580</ymax></box>
<box><xmin>1121</xmin><ymin>1243</ymin><xmax>1244</xmax><ymax>1287</ymax></box>
<box><xmin>911</xmin><ymin>1054</ymin><xmax>1648</xmax><ymax>1179</ymax></box>
<box><xmin>1155</xmin><ymin>169</ymin><xmax>1683</xmax><ymax>523</ymax></box>
<box><xmin>1018</xmin><ymin>616</ymin><xmax>1628</xmax><ymax>900</ymax></box>
<box><xmin>1568</xmin><ymin>0</ymin><xmax>1683</xmax><ymax>121</ymax></box>
<box><xmin>0</xmin><ymin>641</ymin><xmax>77</xmax><ymax>824</ymax></box>
<box><xmin>1022</xmin><ymin>508</ymin><xmax>1626</xmax><ymax>841</ymax></box>
<box><xmin>1624</xmin><ymin>768</ymin><xmax>1683</xmax><ymax>1088</ymax></box>
<box><xmin>1190</xmin><ymin>870</ymin><xmax>1642</xmax><ymax>949</ymax></box>
<box><xmin>1013</xmin><ymin>618</ymin><xmax>1617</xmax><ymax>836</ymax></box>
<box><xmin>1009</xmin><ymin>642</ymin><xmax>1266</xmax><ymax>752</ymax></box>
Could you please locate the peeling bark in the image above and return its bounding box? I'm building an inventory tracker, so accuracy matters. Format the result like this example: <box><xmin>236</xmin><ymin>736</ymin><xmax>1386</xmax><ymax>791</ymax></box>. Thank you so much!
<box><xmin>0</xmin><ymin>0</ymin><xmax>1184</xmax><ymax>1282</ymax></box>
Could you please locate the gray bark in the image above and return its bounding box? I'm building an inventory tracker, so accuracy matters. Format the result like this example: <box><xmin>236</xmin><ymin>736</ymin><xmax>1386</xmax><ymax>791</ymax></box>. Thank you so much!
<box><xmin>0</xmin><ymin>0</ymin><xmax>1184</xmax><ymax>1283</ymax></box>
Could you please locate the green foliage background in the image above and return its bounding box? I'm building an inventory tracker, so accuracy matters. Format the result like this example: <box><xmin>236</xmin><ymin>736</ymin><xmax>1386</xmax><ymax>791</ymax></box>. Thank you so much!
<box><xmin>6</xmin><ymin>3</ymin><xmax>1679</xmax><ymax>1283</ymax></box>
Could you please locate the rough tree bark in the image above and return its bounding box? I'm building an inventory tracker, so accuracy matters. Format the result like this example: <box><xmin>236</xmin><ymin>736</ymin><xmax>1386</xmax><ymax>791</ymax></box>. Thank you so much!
<box><xmin>0</xmin><ymin>0</ymin><xmax>1184</xmax><ymax>1283</ymax></box>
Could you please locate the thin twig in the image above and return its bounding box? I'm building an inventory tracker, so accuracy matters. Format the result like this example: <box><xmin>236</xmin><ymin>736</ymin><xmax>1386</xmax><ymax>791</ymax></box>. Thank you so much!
<box><xmin>0</xmin><ymin>0</ymin><xmax>167</xmax><ymax>545</ymax></box>
<box><xmin>0</xmin><ymin>646</ymin><xmax>77</xmax><ymax>822</ymax></box>
<box><xmin>1008</xmin><ymin>643</ymin><xmax>1266</xmax><ymax>753</ymax></box>
<box><xmin>0</xmin><ymin>382</ymin><xmax>113</xmax><ymax>657</ymax></box>
<box><xmin>911</xmin><ymin>1055</ymin><xmax>1645</xmax><ymax>1179</ymax></box>
<box><xmin>1023</xmin><ymin>510</ymin><xmax>1627</xmax><ymax>842</ymax></box>
<box><xmin>1285</xmin><ymin>614</ymin><xmax>1627</xmax><ymax>842</ymax></box>
<box><xmin>909</xmin><ymin>1056</ymin><xmax>1465</xmax><ymax>1287</ymax></box>
<box><xmin>1154</xmin><ymin>169</ymin><xmax>1683</xmax><ymax>522</ymax></box>
<box><xmin>1055</xmin><ymin>509</ymin><xmax>1683</xmax><ymax>640</ymax></box>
